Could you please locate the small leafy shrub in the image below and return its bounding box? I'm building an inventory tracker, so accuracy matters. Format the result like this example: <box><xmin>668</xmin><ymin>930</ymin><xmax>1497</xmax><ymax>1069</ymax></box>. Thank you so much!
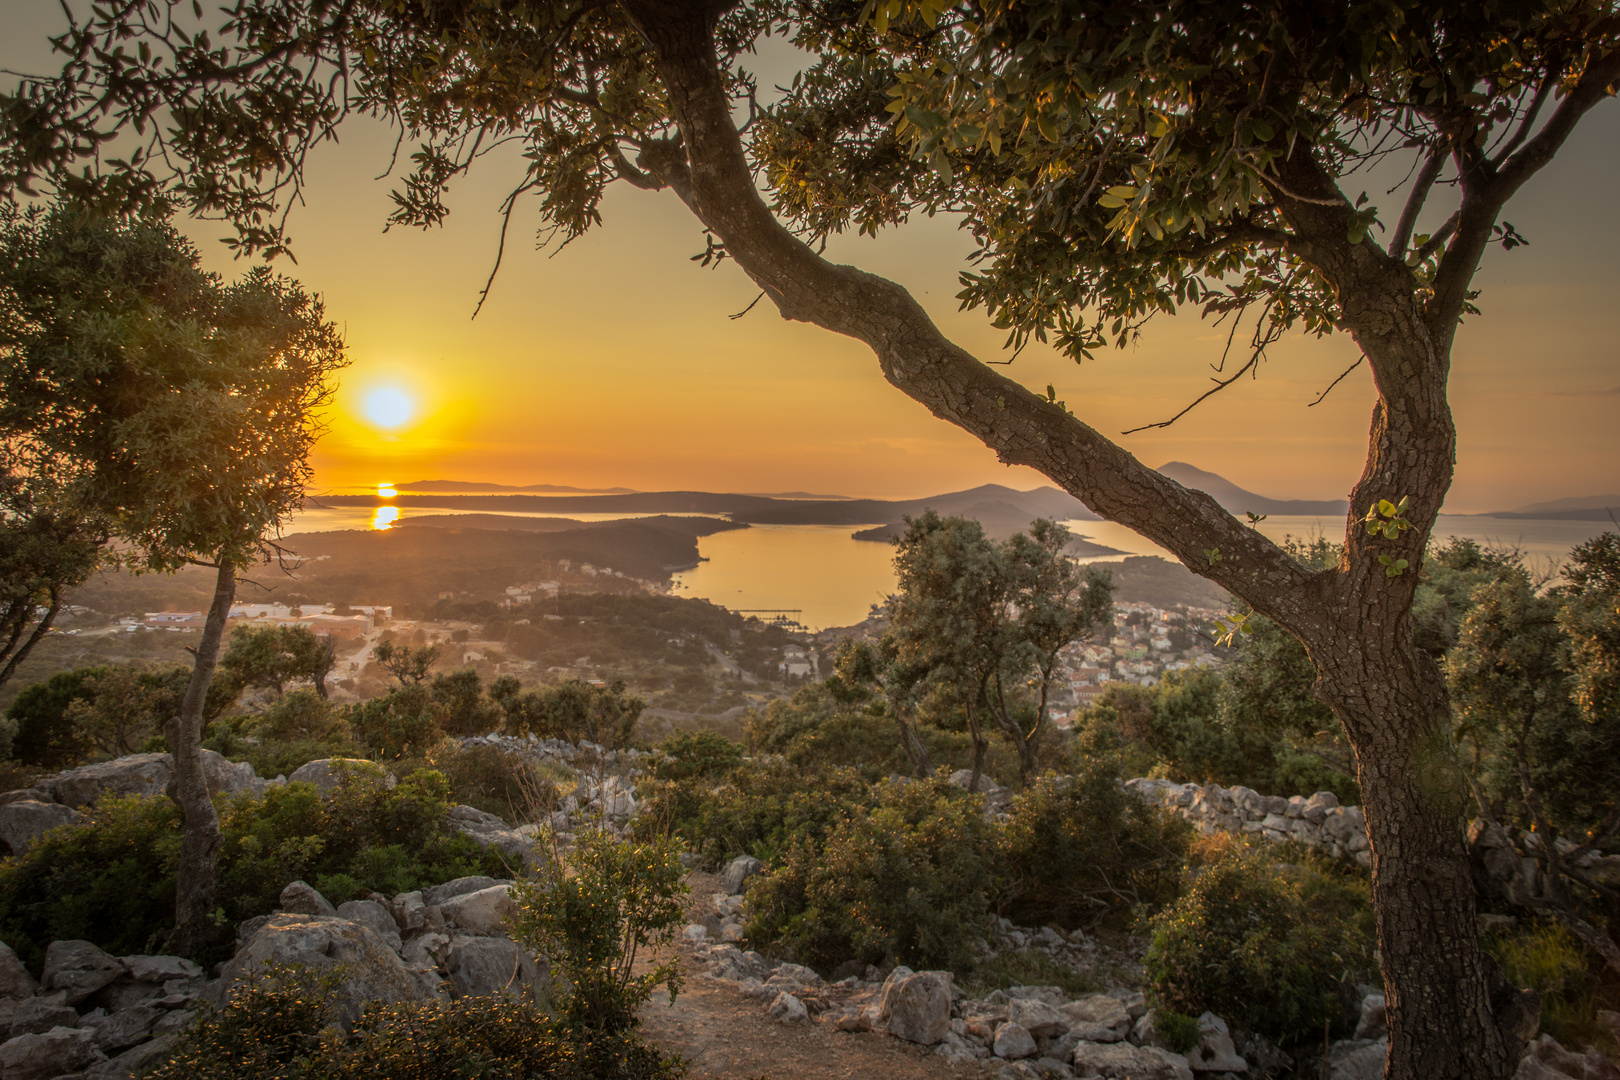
<box><xmin>645</xmin><ymin>730</ymin><xmax>744</xmax><ymax>784</ymax></box>
<box><xmin>0</xmin><ymin>767</ymin><xmax>505</xmax><ymax>968</ymax></box>
<box><xmin>1486</xmin><ymin>919</ymin><xmax>1602</xmax><ymax>1048</ymax></box>
<box><xmin>960</xmin><ymin>948</ymin><xmax>1103</xmax><ymax>1000</ymax></box>
<box><xmin>998</xmin><ymin>761</ymin><xmax>1190</xmax><ymax>930</ymax></box>
<box><xmin>509</xmin><ymin>828</ymin><xmax>688</xmax><ymax>1032</ymax></box>
<box><xmin>1155</xmin><ymin>1009</ymin><xmax>1203</xmax><ymax>1054</ymax></box>
<box><xmin>1143</xmin><ymin>836</ymin><xmax>1376</xmax><ymax>1045</ymax></box>
<box><xmin>144</xmin><ymin>963</ymin><xmax>682</xmax><ymax>1080</ymax></box>
<box><xmin>402</xmin><ymin>741</ymin><xmax>558</xmax><ymax>823</ymax></box>
<box><xmin>746</xmin><ymin>777</ymin><xmax>997</xmax><ymax>972</ymax></box>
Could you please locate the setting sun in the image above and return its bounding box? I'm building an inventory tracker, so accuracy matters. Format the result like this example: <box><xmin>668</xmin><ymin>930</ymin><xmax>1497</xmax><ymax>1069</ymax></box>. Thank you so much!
<box><xmin>363</xmin><ymin>386</ymin><xmax>415</xmax><ymax>429</ymax></box>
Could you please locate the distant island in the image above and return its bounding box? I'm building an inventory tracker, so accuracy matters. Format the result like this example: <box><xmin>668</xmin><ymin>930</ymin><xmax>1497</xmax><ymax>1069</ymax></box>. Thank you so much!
<box><xmin>1478</xmin><ymin>494</ymin><xmax>1620</xmax><ymax>522</ymax></box>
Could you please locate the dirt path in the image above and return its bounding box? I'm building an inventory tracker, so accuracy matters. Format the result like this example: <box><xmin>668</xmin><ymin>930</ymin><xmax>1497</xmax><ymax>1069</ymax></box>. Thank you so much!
<box><xmin>635</xmin><ymin>872</ymin><xmax>985</xmax><ymax>1080</ymax></box>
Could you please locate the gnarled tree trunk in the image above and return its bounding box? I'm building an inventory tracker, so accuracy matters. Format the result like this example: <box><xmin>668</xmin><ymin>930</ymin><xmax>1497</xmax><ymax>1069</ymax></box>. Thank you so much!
<box><xmin>165</xmin><ymin>557</ymin><xmax>235</xmax><ymax>959</ymax></box>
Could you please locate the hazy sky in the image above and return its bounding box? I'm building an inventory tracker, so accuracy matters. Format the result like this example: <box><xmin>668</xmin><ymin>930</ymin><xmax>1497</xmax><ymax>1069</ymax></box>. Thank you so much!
<box><xmin>3</xmin><ymin>8</ymin><xmax>1617</xmax><ymax>511</ymax></box>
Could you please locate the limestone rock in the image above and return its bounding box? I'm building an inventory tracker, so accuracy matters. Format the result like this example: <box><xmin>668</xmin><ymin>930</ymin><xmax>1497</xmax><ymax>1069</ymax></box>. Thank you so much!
<box><xmin>1354</xmin><ymin>992</ymin><xmax>1387</xmax><ymax>1040</ymax></box>
<box><xmin>993</xmin><ymin>1022</ymin><xmax>1037</xmax><ymax>1060</ymax></box>
<box><xmin>42</xmin><ymin>940</ymin><xmax>124</xmax><ymax>1006</ymax></box>
<box><xmin>43</xmin><ymin>750</ymin><xmax>262</xmax><ymax>809</ymax></box>
<box><xmin>439</xmin><ymin>885</ymin><xmax>517</xmax><ymax>938</ymax></box>
<box><xmin>443</xmin><ymin>935</ymin><xmax>540</xmax><ymax>999</ymax></box>
<box><xmin>86</xmin><ymin>1032</ymin><xmax>178</xmax><ymax>1080</ymax></box>
<box><xmin>1007</xmin><ymin>998</ymin><xmax>1069</xmax><ymax>1039</ymax></box>
<box><xmin>1325</xmin><ymin>1037</ymin><xmax>1388</xmax><ymax>1080</ymax></box>
<box><xmin>80</xmin><ymin>1004</ymin><xmax>162</xmax><ymax>1052</ymax></box>
<box><xmin>1003</xmin><ymin>985</ymin><xmax>1067</xmax><ymax>1007</ymax></box>
<box><xmin>447</xmin><ymin>805</ymin><xmax>535</xmax><ymax>866</ymax></box>
<box><xmin>768</xmin><ymin>991</ymin><xmax>809</xmax><ymax>1024</ymax></box>
<box><xmin>880</xmin><ymin>970</ymin><xmax>954</xmax><ymax>1046</ymax></box>
<box><xmin>0</xmin><ymin>996</ymin><xmax>80</xmax><ymax>1039</ymax></box>
<box><xmin>1072</xmin><ymin>1040</ymin><xmax>1194</xmax><ymax>1080</ymax></box>
<box><xmin>391</xmin><ymin>891</ymin><xmax>427</xmax><ymax>934</ymax></box>
<box><xmin>720</xmin><ymin>855</ymin><xmax>763</xmax><ymax>896</ymax></box>
<box><xmin>1185</xmin><ymin>1012</ymin><xmax>1247</xmax><ymax>1073</ymax></box>
<box><xmin>0</xmin><ymin>800</ymin><xmax>81</xmax><ymax>856</ymax></box>
<box><xmin>0</xmin><ymin>1025</ymin><xmax>107</xmax><ymax>1080</ymax></box>
<box><xmin>279</xmin><ymin>880</ymin><xmax>338</xmax><ymax>918</ymax></box>
<box><xmin>120</xmin><ymin>955</ymin><xmax>203</xmax><ymax>984</ymax></box>
<box><xmin>0</xmin><ymin>943</ymin><xmax>38</xmax><ymax>999</ymax></box>
<box><xmin>286</xmin><ymin>758</ymin><xmax>395</xmax><ymax>793</ymax></box>
<box><xmin>225</xmin><ymin>914</ymin><xmax>433</xmax><ymax>1022</ymax></box>
<box><xmin>337</xmin><ymin>900</ymin><xmax>404</xmax><ymax>952</ymax></box>
<box><xmin>1060</xmin><ymin>994</ymin><xmax>1130</xmax><ymax>1042</ymax></box>
<box><xmin>422</xmin><ymin>876</ymin><xmax>503</xmax><ymax>907</ymax></box>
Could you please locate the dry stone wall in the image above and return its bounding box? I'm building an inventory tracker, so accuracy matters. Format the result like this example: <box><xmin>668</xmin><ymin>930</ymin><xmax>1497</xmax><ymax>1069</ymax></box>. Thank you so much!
<box><xmin>1124</xmin><ymin>778</ymin><xmax>1371</xmax><ymax>866</ymax></box>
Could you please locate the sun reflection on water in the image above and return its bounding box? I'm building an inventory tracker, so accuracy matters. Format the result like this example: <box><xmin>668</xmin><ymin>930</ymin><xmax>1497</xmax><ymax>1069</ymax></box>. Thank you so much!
<box><xmin>371</xmin><ymin>506</ymin><xmax>401</xmax><ymax>530</ymax></box>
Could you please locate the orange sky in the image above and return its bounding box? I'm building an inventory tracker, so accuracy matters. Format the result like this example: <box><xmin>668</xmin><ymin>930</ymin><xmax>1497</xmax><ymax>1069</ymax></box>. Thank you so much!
<box><xmin>4</xmin><ymin>11</ymin><xmax>1617</xmax><ymax>512</ymax></box>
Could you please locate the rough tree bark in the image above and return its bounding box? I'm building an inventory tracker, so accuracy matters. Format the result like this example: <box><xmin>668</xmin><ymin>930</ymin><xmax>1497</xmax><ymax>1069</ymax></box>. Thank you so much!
<box><xmin>607</xmin><ymin>3</ymin><xmax>1620</xmax><ymax>1076</ymax></box>
<box><xmin>165</xmin><ymin>557</ymin><xmax>235</xmax><ymax>958</ymax></box>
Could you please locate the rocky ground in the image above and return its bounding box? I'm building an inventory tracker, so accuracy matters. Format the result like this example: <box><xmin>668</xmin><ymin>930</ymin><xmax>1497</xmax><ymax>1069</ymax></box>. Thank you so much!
<box><xmin>3</xmin><ymin>748</ymin><xmax>1618</xmax><ymax>1080</ymax></box>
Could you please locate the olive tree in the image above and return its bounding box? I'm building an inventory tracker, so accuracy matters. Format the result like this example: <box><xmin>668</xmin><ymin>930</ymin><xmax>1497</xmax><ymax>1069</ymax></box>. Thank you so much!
<box><xmin>4</xmin><ymin>1</ymin><xmax>1616</xmax><ymax>1070</ymax></box>
<box><xmin>0</xmin><ymin>203</ymin><xmax>345</xmax><ymax>956</ymax></box>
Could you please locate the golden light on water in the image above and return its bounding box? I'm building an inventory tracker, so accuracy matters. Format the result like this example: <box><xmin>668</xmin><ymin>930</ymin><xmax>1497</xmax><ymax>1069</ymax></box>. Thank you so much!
<box><xmin>371</xmin><ymin>506</ymin><xmax>401</xmax><ymax>530</ymax></box>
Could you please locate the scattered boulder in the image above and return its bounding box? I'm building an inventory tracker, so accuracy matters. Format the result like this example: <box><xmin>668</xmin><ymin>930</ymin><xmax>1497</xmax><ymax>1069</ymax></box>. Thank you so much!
<box><xmin>278</xmin><ymin>880</ymin><xmax>338</xmax><ymax>918</ymax></box>
<box><xmin>1060</xmin><ymin>994</ymin><xmax>1130</xmax><ymax>1042</ymax></box>
<box><xmin>768</xmin><ymin>991</ymin><xmax>809</xmax><ymax>1024</ymax></box>
<box><xmin>120</xmin><ymin>955</ymin><xmax>202</xmax><ymax>984</ymax></box>
<box><xmin>447</xmin><ymin>805</ymin><xmax>535</xmax><ymax>865</ymax></box>
<box><xmin>1071</xmin><ymin>1041</ymin><xmax>1194</xmax><ymax>1080</ymax></box>
<box><xmin>337</xmin><ymin>900</ymin><xmax>404</xmax><ymax>952</ymax></box>
<box><xmin>439</xmin><ymin>884</ymin><xmax>517</xmax><ymax>937</ymax></box>
<box><xmin>720</xmin><ymin>855</ymin><xmax>763</xmax><ymax>896</ymax></box>
<box><xmin>0</xmin><ymin>1025</ymin><xmax>107</xmax><ymax>1080</ymax></box>
<box><xmin>0</xmin><ymin>996</ymin><xmax>81</xmax><ymax>1039</ymax></box>
<box><xmin>422</xmin><ymin>876</ymin><xmax>503</xmax><ymax>907</ymax></box>
<box><xmin>879</xmin><ymin>970</ymin><xmax>953</xmax><ymax>1046</ymax></box>
<box><xmin>1324</xmin><ymin>1037</ymin><xmax>1388</xmax><ymax>1080</ymax></box>
<box><xmin>0</xmin><ymin>799</ymin><xmax>81</xmax><ymax>856</ymax></box>
<box><xmin>947</xmin><ymin>769</ymin><xmax>1002</xmax><ymax>793</ymax></box>
<box><xmin>1355</xmin><ymin>992</ymin><xmax>1388</xmax><ymax>1041</ymax></box>
<box><xmin>0</xmin><ymin>943</ymin><xmax>38</xmax><ymax>999</ymax></box>
<box><xmin>86</xmin><ymin>1032</ymin><xmax>177</xmax><ymax>1080</ymax></box>
<box><xmin>1184</xmin><ymin>1012</ymin><xmax>1247</xmax><ymax>1073</ymax></box>
<box><xmin>993</xmin><ymin>1022</ymin><xmax>1037</xmax><ymax>1060</ymax></box>
<box><xmin>286</xmin><ymin>758</ymin><xmax>395</xmax><ymax>793</ymax></box>
<box><xmin>1006</xmin><ymin>998</ymin><xmax>1069</xmax><ymax>1039</ymax></box>
<box><xmin>224</xmin><ymin>914</ymin><xmax>433</xmax><ymax>1023</ymax></box>
<box><xmin>42</xmin><ymin>750</ymin><xmax>262</xmax><ymax>809</ymax></box>
<box><xmin>80</xmin><ymin>1004</ymin><xmax>163</xmax><ymax>1052</ymax></box>
<box><xmin>443</xmin><ymin>936</ymin><xmax>540</xmax><ymax>999</ymax></box>
<box><xmin>41</xmin><ymin>940</ymin><xmax>124</xmax><ymax>1006</ymax></box>
<box><xmin>392</xmin><ymin>891</ymin><xmax>427</xmax><ymax>934</ymax></box>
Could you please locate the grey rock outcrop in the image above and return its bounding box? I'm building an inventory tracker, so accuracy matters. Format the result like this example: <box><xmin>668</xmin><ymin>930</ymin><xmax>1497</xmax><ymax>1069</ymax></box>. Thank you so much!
<box><xmin>278</xmin><ymin>880</ymin><xmax>338</xmax><ymax>918</ymax></box>
<box><xmin>720</xmin><ymin>855</ymin><xmax>763</xmax><ymax>896</ymax></box>
<box><xmin>993</xmin><ymin>1022</ymin><xmax>1037</xmax><ymax>1059</ymax></box>
<box><xmin>878</xmin><ymin>969</ymin><xmax>953</xmax><ymax>1046</ymax></box>
<box><xmin>422</xmin><ymin>876</ymin><xmax>503</xmax><ymax>907</ymax></box>
<box><xmin>1071</xmin><ymin>1040</ymin><xmax>1194</xmax><ymax>1080</ymax></box>
<box><xmin>443</xmin><ymin>936</ymin><xmax>540</xmax><ymax>999</ymax></box>
<box><xmin>0</xmin><ymin>800</ymin><xmax>82</xmax><ymax>856</ymax></box>
<box><xmin>1006</xmin><ymin>998</ymin><xmax>1069</xmax><ymax>1039</ymax></box>
<box><xmin>0</xmin><ymin>1025</ymin><xmax>107</xmax><ymax>1080</ymax></box>
<box><xmin>336</xmin><ymin>900</ymin><xmax>404</xmax><ymax>953</ymax></box>
<box><xmin>41</xmin><ymin>940</ymin><xmax>124</xmax><ymax>1006</ymax></box>
<box><xmin>1184</xmin><ymin>1012</ymin><xmax>1248</xmax><ymax>1073</ymax></box>
<box><xmin>286</xmin><ymin>757</ymin><xmax>395</xmax><ymax>793</ymax></box>
<box><xmin>1325</xmin><ymin>1037</ymin><xmax>1389</xmax><ymax>1080</ymax></box>
<box><xmin>40</xmin><ymin>750</ymin><xmax>263</xmax><ymax>809</ymax></box>
<box><xmin>0</xmin><ymin>996</ymin><xmax>80</xmax><ymax>1039</ymax></box>
<box><xmin>439</xmin><ymin>885</ymin><xmax>517</xmax><ymax>937</ymax></box>
<box><xmin>1060</xmin><ymin>994</ymin><xmax>1130</xmax><ymax>1042</ymax></box>
<box><xmin>0</xmin><ymin>944</ymin><xmax>38</xmax><ymax>1000</ymax></box>
<box><xmin>224</xmin><ymin>914</ymin><xmax>433</xmax><ymax>1022</ymax></box>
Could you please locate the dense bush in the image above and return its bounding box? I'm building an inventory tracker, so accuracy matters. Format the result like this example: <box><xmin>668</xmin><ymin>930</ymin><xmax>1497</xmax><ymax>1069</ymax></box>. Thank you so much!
<box><xmin>0</xmin><ymin>766</ymin><xmax>505</xmax><ymax>968</ymax></box>
<box><xmin>998</xmin><ymin>763</ymin><xmax>1190</xmax><ymax>930</ymax></box>
<box><xmin>633</xmin><ymin>757</ymin><xmax>874</xmax><ymax>868</ymax></box>
<box><xmin>509</xmin><ymin>828</ymin><xmax>688</xmax><ymax>1033</ymax></box>
<box><xmin>145</xmin><ymin>963</ymin><xmax>681</xmax><ymax>1080</ymax></box>
<box><xmin>644</xmin><ymin>730</ymin><xmax>744</xmax><ymax>784</ymax></box>
<box><xmin>1142</xmin><ymin>836</ymin><xmax>1376</xmax><ymax>1045</ymax></box>
<box><xmin>1485</xmin><ymin>920</ymin><xmax>1607</xmax><ymax>1049</ymax></box>
<box><xmin>746</xmin><ymin>776</ymin><xmax>997</xmax><ymax>973</ymax></box>
<box><xmin>399</xmin><ymin>741</ymin><xmax>559</xmax><ymax>823</ymax></box>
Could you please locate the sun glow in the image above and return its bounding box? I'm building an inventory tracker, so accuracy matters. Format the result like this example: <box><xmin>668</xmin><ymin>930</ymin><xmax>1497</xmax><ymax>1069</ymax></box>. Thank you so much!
<box><xmin>371</xmin><ymin>506</ymin><xmax>401</xmax><ymax>530</ymax></box>
<box><xmin>364</xmin><ymin>386</ymin><xmax>416</xmax><ymax>429</ymax></box>
<box><xmin>377</xmin><ymin>482</ymin><xmax>398</xmax><ymax>498</ymax></box>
